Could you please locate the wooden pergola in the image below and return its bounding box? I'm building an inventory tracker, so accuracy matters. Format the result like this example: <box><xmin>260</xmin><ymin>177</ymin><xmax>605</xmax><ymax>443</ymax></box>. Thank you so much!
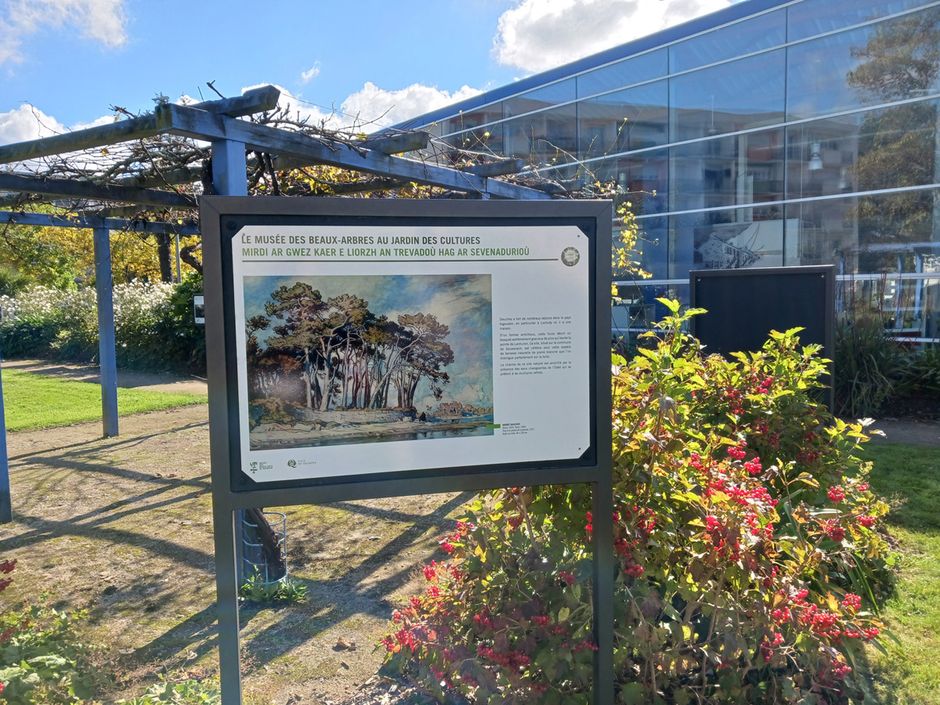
<box><xmin>0</xmin><ymin>84</ymin><xmax>554</xmax><ymax>523</ymax></box>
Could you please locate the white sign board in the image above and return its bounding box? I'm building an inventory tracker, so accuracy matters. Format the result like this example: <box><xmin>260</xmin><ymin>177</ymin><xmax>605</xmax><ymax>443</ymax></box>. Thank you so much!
<box><xmin>229</xmin><ymin>224</ymin><xmax>591</xmax><ymax>482</ymax></box>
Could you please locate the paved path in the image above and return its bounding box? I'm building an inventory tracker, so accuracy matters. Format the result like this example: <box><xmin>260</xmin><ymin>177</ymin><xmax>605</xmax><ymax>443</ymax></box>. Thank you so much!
<box><xmin>2</xmin><ymin>358</ymin><xmax>207</xmax><ymax>395</ymax></box>
<box><xmin>870</xmin><ymin>418</ymin><xmax>940</xmax><ymax>448</ymax></box>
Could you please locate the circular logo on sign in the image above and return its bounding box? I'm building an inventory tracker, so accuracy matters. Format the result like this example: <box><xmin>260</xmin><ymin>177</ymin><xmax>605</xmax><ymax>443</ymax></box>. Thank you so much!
<box><xmin>561</xmin><ymin>247</ymin><xmax>581</xmax><ymax>266</ymax></box>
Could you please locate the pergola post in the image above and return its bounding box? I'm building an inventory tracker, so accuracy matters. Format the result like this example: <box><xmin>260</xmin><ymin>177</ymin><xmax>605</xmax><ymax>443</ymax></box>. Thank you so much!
<box><xmin>93</xmin><ymin>227</ymin><xmax>119</xmax><ymax>437</ymax></box>
<box><xmin>0</xmin><ymin>359</ymin><xmax>11</xmax><ymax>523</ymax></box>
<box><xmin>209</xmin><ymin>138</ymin><xmax>248</xmax><ymax>705</ymax></box>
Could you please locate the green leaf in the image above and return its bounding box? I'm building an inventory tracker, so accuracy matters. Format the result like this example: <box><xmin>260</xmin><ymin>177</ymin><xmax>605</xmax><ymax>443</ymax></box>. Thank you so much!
<box><xmin>619</xmin><ymin>682</ymin><xmax>646</xmax><ymax>705</ymax></box>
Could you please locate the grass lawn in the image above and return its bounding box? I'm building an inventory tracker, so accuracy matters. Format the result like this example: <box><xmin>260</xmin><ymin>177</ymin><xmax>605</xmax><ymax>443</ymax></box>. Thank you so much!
<box><xmin>865</xmin><ymin>442</ymin><xmax>940</xmax><ymax>704</ymax></box>
<box><xmin>1</xmin><ymin>368</ymin><xmax>206</xmax><ymax>431</ymax></box>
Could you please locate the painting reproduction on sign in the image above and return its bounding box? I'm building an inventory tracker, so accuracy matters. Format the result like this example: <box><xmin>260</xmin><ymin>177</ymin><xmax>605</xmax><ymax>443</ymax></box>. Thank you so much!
<box><xmin>243</xmin><ymin>273</ymin><xmax>494</xmax><ymax>450</ymax></box>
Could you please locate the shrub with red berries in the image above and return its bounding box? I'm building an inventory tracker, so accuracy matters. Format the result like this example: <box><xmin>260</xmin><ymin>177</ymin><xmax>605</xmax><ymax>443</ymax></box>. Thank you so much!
<box><xmin>384</xmin><ymin>300</ymin><xmax>894</xmax><ymax>704</ymax></box>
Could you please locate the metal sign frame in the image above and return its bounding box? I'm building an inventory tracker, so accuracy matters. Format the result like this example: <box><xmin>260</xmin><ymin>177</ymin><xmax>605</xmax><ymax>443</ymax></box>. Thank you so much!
<box><xmin>201</xmin><ymin>197</ymin><xmax>615</xmax><ymax>705</ymax></box>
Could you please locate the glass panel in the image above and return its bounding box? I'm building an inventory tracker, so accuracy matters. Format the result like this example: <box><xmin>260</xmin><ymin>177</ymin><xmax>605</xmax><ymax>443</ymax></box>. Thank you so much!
<box><xmin>670</xmin><ymin>129</ymin><xmax>785</xmax><ymax>212</ymax></box>
<box><xmin>669</xmin><ymin>9</ymin><xmax>786</xmax><ymax>73</ymax></box>
<box><xmin>440</xmin><ymin>103</ymin><xmax>504</xmax><ymax>137</ymax></box>
<box><xmin>786</xmin><ymin>7</ymin><xmax>940</xmax><ymax>121</ymax></box>
<box><xmin>590</xmin><ymin>150</ymin><xmax>669</xmax><ymax>216</ymax></box>
<box><xmin>787</xmin><ymin>189</ymin><xmax>940</xmax><ymax>273</ymax></box>
<box><xmin>578</xmin><ymin>81</ymin><xmax>668</xmax><ymax>159</ymax></box>
<box><xmin>670</xmin><ymin>50</ymin><xmax>786</xmax><ymax>141</ymax></box>
<box><xmin>576</xmin><ymin>49</ymin><xmax>668</xmax><ymax>98</ymax></box>
<box><xmin>788</xmin><ymin>0</ymin><xmax>935</xmax><ymax>42</ymax></box>
<box><xmin>503</xmin><ymin>104</ymin><xmax>579</xmax><ymax>165</ymax></box>
<box><xmin>503</xmin><ymin>79</ymin><xmax>576</xmax><ymax>117</ymax></box>
<box><xmin>670</xmin><ymin>205</ymin><xmax>786</xmax><ymax>277</ymax></box>
<box><xmin>786</xmin><ymin>101</ymin><xmax>940</xmax><ymax>200</ymax></box>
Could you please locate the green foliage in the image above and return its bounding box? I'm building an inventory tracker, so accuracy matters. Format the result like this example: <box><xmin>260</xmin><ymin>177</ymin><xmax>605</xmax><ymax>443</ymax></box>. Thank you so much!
<box><xmin>2</xmin><ymin>369</ymin><xmax>204</xmax><ymax>432</ymax></box>
<box><xmin>118</xmin><ymin>678</ymin><xmax>221</xmax><ymax>705</ymax></box>
<box><xmin>386</xmin><ymin>301</ymin><xmax>895</xmax><ymax>704</ymax></box>
<box><xmin>239</xmin><ymin>573</ymin><xmax>308</xmax><ymax>605</ymax></box>
<box><xmin>834</xmin><ymin>314</ymin><xmax>908</xmax><ymax>418</ymax></box>
<box><xmin>897</xmin><ymin>344</ymin><xmax>940</xmax><ymax>398</ymax></box>
<box><xmin>0</xmin><ymin>269</ymin><xmax>29</xmax><ymax>298</ymax></box>
<box><xmin>834</xmin><ymin>308</ymin><xmax>940</xmax><ymax>417</ymax></box>
<box><xmin>0</xmin><ymin>561</ymin><xmax>99</xmax><ymax>704</ymax></box>
<box><xmin>0</xmin><ymin>276</ymin><xmax>207</xmax><ymax>374</ymax></box>
<box><xmin>863</xmin><ymin>443</ymin><xmax>940</xmax><ymax>704</ymax></box>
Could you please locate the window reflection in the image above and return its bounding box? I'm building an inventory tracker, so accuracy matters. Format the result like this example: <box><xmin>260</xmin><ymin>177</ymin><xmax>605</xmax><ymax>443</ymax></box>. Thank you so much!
<box><xmin>788</xmin><ymin>0</ymin><xmax>934</xmax><ymax>42</ymax></box>
<box><xmin>503</xmin><ymin>104</ymin><xmax>579</xmax><ymax>165</ymax></box>
<box><xmin>670</xmin><ymin>50</ymin><xmax>786</xmax><ymax>141</ymax></box>
<box><xmin>503</xmin><ymin>79</ymin><xmax>576</xmax><ymax>117</ymax></box>
<box><xmin>576</xmin><ymin>50</ymin><xmax>667</xmax><ymax>99</ymax></box>
<box><xmin>788</xmin><ymin>189</ymin><xmax>940</xmax><ymax>273</ymax></box>
<box><xmin>787</xmin><ymin>101</ymin><xmax>940</xmax><ymax>200</ymax></box>
<box><xmin>787</xmin><ymin>6</ymin><xmax>940</xmax><ymax>121</ymax></box>
<box><xmin>591</xmin><ymin>151</ymin><xmax>669</xmax><ymax>216</ymax></box>
<box><xmin>669</xmin><ymin>9</ymin><xmax>786</xmax><ymax>73</ymax></box>
<box><xmin>578</xmin><ymin>81</ymin><xmax>667</xmax><ymax>159</ymax></box>
<box><xmin>670</xmin><ymin>129</ymin><xmax>784</xmax><ymax>212</ymax></box>
<box><xmin>670</xmin><ymin>205</ymin><xmax>786</xmax><ymax>277</ymax></box>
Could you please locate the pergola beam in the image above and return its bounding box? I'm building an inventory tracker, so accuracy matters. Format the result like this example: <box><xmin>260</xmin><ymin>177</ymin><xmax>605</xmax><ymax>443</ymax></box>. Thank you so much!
<box><xmin>161</xmin><ymin>104</ymin><xmax>551</xmax><ymax>200</ymax></box>
<box><xmin>0</xmin><ymin>86</ymin><xmax>281</xmax><ymax>167</ymax></box>
<box><xmin>0</xmin><ymin>173</ymin><xmax>195</xmax><ymax>208</ymax></box>
<box><xmin>466</xmin><ymin>158</ymin><xmax>526</xmax><ymax>177</ymax></box>
<box><xmin>0</xmin><ymin>112</ymin><xmax>169</xmax><ymax>166</ymax></box>
<box><xmin>0</xmin><ymin>210</ymin><xmax>199</xmax><ymax>234</ymax></box>
<box><xmin>360</xmin><ymin>131</ymin><xmax>430</xmax><ymax>155</ymax></box>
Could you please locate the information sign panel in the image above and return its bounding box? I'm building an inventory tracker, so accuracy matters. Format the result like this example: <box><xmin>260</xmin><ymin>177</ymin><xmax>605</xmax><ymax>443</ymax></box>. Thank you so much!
<box><xmin>204</xmin><ymin>198</ymin><xmax>611</xmax><ymax>493</ymax></box>
<box><xmin>201</xmin><ymin>198</ymin><xmax>615</xmax><ymax>705</ymax></box>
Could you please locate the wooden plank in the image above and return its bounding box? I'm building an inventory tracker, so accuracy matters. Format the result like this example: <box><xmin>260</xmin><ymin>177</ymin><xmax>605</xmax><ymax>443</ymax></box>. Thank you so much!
<box><xmin>197</xmin><ymin>85</ymin><xmax>280</xmax><ymax>118</ymax></box>
<box><xmin>163</xmin><ymin>104</ymin><xmax>551</xmax><ymax>200</ymax></box>
<box><xmin>0</xmin><ymin>112</ymin><xmax>169</xmax><ymax>166</ymax></box>
<box><xmin>0</xmin><ymin>210</ymin><xmax>199</xmax><ymax>234</ymax></box>
<box><xmin>0</xmin><ymin>86</ymin><xmax>279</xmax><ymax>167</ymax></box>
<box><xmin>360</xmin><ymin>131</ymin><xmax>429</xmax><ymax>155</ymax></box>
<box><xmin>466</xmin><ymin>159</ymin><xmax>525</xmax><ymax>177</ymax></box>
<box><xmin>0</xmin><ymin>173</ymin><xmax>195</xmax><ymax>207</ymax></box>
<box><xmin>113</xmin><ymin>166</ymin><xmax>203</xmax><ymax>189</ymax></box>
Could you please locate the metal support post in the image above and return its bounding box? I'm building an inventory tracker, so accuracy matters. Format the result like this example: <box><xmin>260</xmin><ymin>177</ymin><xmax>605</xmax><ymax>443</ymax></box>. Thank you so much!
<box><xmin>93</xmin><ymin>227</ymin><xmax>119</xmax><ymax>437</ymax></box>
<box><xmin>211</xmin><ymin>139</ymin><xmax>248</xmax><ymax>197</ymax></box>
<box><xmin>209</xmin><ymin>139</ymin><xmax>248</xmax><ymax>705</ymax></box>
<box><xmin>592</xmin><ymin>478</ymin><xmax>615</xmax><ymax>705</ymax></box>
<box><xmin>214</xmin><ymin>506</ymin><xmax>243</xmax><ymax>705</ymax></box>
<box><xmin>0</xmin><ymin>355</ymin><xmax>11</xmax><ymax>523</ymax></box>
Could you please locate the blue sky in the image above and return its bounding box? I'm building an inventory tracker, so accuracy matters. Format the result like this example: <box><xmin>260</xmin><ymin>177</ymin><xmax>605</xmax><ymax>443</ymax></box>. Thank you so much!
<box><xmin>0</xmin><ymin>0</ymin><xmax>738</xmax><ymax>142</ymax></box>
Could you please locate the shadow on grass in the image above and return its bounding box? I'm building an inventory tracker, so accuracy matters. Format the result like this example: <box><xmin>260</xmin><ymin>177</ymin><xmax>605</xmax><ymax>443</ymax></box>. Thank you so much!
<box><xmin>239</xmin><ymin>491</ymin><xmax>474</xmax><ymax>671</ymax></box>
<box><xmin>7</xmin><ymin>419</ymin><xmax>209</xmax><ymax>463</ymax></box>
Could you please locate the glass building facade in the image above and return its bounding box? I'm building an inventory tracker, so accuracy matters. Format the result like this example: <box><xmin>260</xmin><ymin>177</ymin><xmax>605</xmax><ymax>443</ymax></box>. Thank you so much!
<box><xmin>397</xmin><ymin>0</ymin><xmax>940</xmax><ymax>337</ymax></box>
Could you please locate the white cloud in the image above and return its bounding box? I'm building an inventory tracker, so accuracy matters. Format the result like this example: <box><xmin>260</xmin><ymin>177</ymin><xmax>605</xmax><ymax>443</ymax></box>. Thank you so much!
<box><xmin>300</xmin><ymin>63</ymin><xmax>321</xmax><ymax>84</ymax></box>
<box><xmin>339</xmin><ymin>81</ymin><xmax>481</xmax><ymax>130</ymax></box>
<box><xmin>493</xmin><ymin>0</ymin><xmax>732</xmax><ymax>74</ymax></box>
<box><xmin>0</xmin><ymin>103</ymin><xmax>67</xmax><ymax>144</ymax></box>
<box><xmin>0</xmin><ymin>0</ymin><xmax>128</xmax><ymax>66</ymax></box>
<box><xmin>250</xmin><ymin>81</ymin><xmax>482</xmax><ymax>133</ymax></box>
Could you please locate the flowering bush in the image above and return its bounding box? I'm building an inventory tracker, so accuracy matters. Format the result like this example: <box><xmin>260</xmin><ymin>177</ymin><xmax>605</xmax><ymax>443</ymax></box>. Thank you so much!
<box><xmin>0</xmin><ymin>559</ymin><xmax>98</xmax><ymax>704</ymax></box>
<box><xmin>0</xmin><ymin>275</ymin><xmax>206</xmax><ymax>373</ymax></box>
<box><xmin>384</xmin><ymin>300</ymin><xmax>895</xmax><ymax>704</ymax></box>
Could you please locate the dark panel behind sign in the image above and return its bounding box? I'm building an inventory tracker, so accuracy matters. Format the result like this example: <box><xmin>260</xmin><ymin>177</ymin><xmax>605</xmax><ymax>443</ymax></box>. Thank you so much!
<box><xmin>690</xmin><ymin>266</ymin><xmax>835</xmax><ymax>405</ymax></box>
